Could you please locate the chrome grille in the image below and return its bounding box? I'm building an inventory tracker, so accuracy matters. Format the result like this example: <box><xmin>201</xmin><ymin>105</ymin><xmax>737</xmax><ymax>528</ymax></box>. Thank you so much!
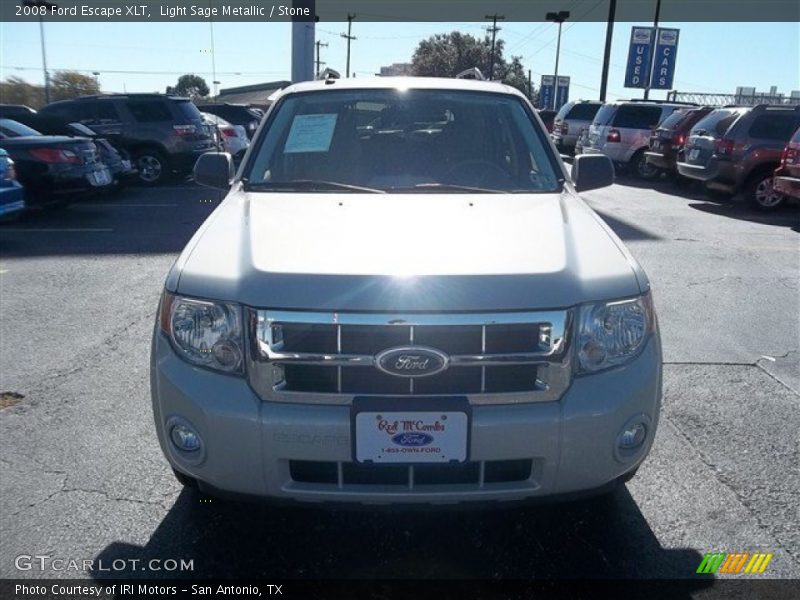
<box><xmin>247</xmin><ymin>310</ymin><xmax>573</xmax><ymax>404</ymax></box>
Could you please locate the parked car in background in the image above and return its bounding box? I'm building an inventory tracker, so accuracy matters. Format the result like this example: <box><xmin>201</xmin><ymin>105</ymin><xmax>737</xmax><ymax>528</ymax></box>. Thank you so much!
<box><xmin>551</xmin><ymin>100</ymin><xmax>603</xmax><ymax>154</ymax></box>
<box><xmin>199</xmin><ymin>103</ymin><xmax>263</xmax><ymax>139</ymax></box>
<box><xmin>773</xmin><ymin>126</ymin><xmax>800</xmax><ymax>201</ymax></box>
<box><xmin>0</xmin><ymin>104</ymin><xmax>37</xmax><ymax>119</ymax></box>
<box><xmin>584</xmin><ymin>100</ymin><xmax>695</xmax><ymax>179</ymax></box>
<box><xmin>0</xmin><ymin>147</ymin><xmax>25</xmax><ymax>221</ymax></box>
<box><xmin>644</xmin><ymin>106</ymin><xmax>714</xmax><ymax>175</ymax></box>
<box><xmin>537</xmin><ymin>109</ymin><xmax>557</xmax><ymax>133</ymax></box>
<box><xmin>39</xmin><ymin>94</ymin><xmax>215</xmax><ymax>185</ymax></box>
<box><xmin>677</xmin><ymin>104</ymin><xmax>800</xmax><ymax>210</ymax></box>
<box><xmin>12</xmin><ymin>114</ymin><xmax>138</xmax><ymax>190</ymax></box>
<box><xmin>200</xmin><ymin>112</ymin><xmax>249</xmax><ymax>160</ymax></box>
<box><xmin>0</xmin><ymin>118</ymin><xmax>113</xmax><ymax>206</ymax></box>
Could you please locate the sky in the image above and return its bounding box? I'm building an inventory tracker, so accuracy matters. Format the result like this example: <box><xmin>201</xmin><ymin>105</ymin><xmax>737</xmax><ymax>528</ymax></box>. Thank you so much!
<box><xmin>1</xmin><ymin>19</ymin><xmax>798</xmax><ymax>102</ymax></box>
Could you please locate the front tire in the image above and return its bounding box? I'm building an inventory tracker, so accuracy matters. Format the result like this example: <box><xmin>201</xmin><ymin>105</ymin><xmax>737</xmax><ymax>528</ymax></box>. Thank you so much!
<box><xmin>746</xmin><ymin>171</ymin><xmax>785</xmax><ymax>211</ymax></box>
<box><xmin>133</xmin><ymin>149</ymin><xmax>168</xmax><ymax>186</ymax></box>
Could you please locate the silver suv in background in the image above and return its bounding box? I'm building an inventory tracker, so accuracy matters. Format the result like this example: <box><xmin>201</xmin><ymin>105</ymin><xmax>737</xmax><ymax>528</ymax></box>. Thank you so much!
<box><xmin>584</xmin><ymin>100</ymin><xmax>694</xmax><ymax>179</ymax></box>
<box><xmin>551</xmin><ymin>100</ymin><xmax>603</xmax><ymax>154</ymax></box>
<box><xmin>151</xmin><ymin>77</ymin><xmax>662</xmax><ymax>507</ymax></box>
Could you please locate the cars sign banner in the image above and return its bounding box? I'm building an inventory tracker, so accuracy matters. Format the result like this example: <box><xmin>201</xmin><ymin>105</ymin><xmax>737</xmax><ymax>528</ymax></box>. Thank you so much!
<box><xmin>555</xmin><ymin>76</ymin><xmax>570</xmax><ymax>112</ymax></box>
<box><xmin>624</xmin><ymin>26</ymin><xmax>655</xmax><ymax>88</ymax></box>
<box><xmin>650</xmin><ymin>28</ymin><xmax>681</xmax><ymax>89</ymax></box>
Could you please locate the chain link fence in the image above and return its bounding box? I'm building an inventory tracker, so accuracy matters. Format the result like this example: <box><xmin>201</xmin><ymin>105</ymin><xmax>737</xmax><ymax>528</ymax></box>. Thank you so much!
<box><xmin>666</xmin><ymin>91</ymin><xmax>800</xmax><ymax>106</ymax></box>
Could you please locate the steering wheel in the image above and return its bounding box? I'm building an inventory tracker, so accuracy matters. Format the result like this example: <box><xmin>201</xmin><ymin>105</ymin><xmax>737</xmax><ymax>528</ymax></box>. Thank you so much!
<box><xmin>442</xmin><ymin>159</ymin><xmax>512</xmax><ymax>188</ymax></box>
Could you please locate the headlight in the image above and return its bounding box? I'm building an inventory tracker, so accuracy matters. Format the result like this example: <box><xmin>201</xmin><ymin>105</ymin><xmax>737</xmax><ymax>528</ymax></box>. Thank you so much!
<box><xmin>159</xmin><ymin>292</ymin><xmax>243</xmax><ymax>374</ymax></box>
<box><xmin>576</xmin><ymin>292</ymin><xmax>655</xmax><ymax>373</ymax></box>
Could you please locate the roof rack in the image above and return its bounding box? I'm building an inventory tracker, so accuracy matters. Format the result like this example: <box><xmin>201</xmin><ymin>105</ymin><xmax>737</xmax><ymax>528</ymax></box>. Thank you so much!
<box><xmin>750</xmin><ymin>103</ymin><xmax>800</xmax><ymax>112</ymax></box>
<box><xmin>456</xmin><ymin>67</ymin><xmax>485</xmax><ymax>81</ymax></box>
<box><xmin>627</xmin><ymin>98</ymin><xmax>698</xmax><ymax>106</ymax></box>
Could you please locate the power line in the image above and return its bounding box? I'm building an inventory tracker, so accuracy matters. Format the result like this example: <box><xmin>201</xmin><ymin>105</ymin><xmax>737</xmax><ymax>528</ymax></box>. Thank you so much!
<box><xmin>0</xmin><ymin>65</ymin><xmax>286</xmax><ymax>76</ymax></box>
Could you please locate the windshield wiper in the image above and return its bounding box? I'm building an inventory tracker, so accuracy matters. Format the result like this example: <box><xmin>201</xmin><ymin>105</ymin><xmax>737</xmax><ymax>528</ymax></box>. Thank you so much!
<box><xmin>243</xmin><ymin>179</ymin><xmax>384</xmax><ymax>193</ymax></box>
<box><xmin>390</xmin><ymin>183</ymin><xmax>507</xmax><ymax>194</ymax></box>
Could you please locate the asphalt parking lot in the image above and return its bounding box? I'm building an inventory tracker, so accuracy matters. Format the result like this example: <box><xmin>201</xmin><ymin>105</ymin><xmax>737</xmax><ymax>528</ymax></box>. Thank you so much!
<box><xmin>0</xmin><ymin>180</ymin><xmax>798</xmax><ymax>584</ymax></box>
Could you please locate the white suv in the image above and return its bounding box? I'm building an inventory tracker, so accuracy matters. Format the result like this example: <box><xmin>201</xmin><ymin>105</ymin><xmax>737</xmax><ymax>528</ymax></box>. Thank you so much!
<box><xmin>584</xmin><ymin>100</ymin><xmax>693</xmax><ymax>179</ymax></box>
<box><xmin>151</xmin><ymin>77</ymin><xmax>662</xmax><ymax>506</ymax></box>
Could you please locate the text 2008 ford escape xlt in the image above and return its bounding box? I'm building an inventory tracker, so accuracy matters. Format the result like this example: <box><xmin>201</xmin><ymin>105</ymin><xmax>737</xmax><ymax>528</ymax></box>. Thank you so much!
<box><xmin>150</xmin><ymin>77</ymin><xmax>662</xmax><ymax>505</ymax></box>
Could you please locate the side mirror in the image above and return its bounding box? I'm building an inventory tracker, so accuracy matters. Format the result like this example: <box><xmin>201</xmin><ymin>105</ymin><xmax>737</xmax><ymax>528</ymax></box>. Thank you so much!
<box><xmin>193</xmin><ymin>152</ymin><xmax>233</xmax><ymax>190</ymax></box>
<box><xmin>571</xmin><ymin>154</ymin><xmax>615</xmax><ymax>192</ymax></box>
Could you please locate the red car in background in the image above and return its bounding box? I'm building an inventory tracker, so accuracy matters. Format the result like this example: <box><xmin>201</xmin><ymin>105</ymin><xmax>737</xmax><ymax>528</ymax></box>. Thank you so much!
<box><xmin>774</xmin><ymin>126</ymin><xmax>800</xmax><ymax>201</ymax></box>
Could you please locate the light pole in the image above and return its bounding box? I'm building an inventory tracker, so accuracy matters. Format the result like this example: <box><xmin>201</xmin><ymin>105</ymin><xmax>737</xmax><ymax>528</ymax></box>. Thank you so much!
<box><xmin>22</xmin><ymin>0</ymin><xmax>56</xmax><ymax>104</ymax></box>
<box><xmin>643</xmin><ymin>0</ymin><xmax>662</xmax><ymax>100</ymax></box>
<box><xmin>546</xmin><ymin>10</ymin><xmax>570</xmax><ymax>111</ymax></box>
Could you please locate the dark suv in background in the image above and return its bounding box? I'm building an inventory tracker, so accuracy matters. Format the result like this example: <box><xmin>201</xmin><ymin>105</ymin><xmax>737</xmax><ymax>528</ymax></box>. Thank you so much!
<box><xmin>197</xmin><ymin>103</ymin><xmax>263</xmax><ymax>139</ymax></box>
<box><xmin>678</xmin><ymin>105</ymin><xmax>800</xmax><ymax>210</ymax></box>
<box><xmin>645</xmin><ymin>106</ymin><xmax>713</xmax><ymax>176</ymax></box>
<box><xmin>39</xmin><ymin>94</ymin><xmax>215</xmax><ymax>185</ymax></box>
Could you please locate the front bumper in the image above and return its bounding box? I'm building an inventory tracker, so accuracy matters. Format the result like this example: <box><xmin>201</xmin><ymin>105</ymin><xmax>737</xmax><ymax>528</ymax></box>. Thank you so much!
<box><xmin>151</xmin><ymin>330</ymin><xmax>663</xmax><ymax>506</ymax></box>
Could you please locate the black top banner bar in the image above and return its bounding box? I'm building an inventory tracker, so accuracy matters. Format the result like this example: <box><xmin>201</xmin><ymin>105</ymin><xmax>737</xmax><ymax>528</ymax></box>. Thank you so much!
<box><xmin>4</xmin><ymin>0</ymin><xmax>800</xmax><ymax>22</ymax></box>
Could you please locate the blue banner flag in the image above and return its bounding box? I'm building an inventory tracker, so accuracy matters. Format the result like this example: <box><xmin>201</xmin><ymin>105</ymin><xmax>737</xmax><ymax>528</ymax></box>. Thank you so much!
<box><xmin>650</xmin><ymin>28</ymin><xmax>680</xmax><ymax>89</ymax></box>
<box><xmin>539</xmin><ymin>75</ymin><xmax>554</xmax><ymax>109</ymax></box>
<box><xmin>624</xmin><ymin>26</ymin><xmax>655</xmax><ymax>88</ymax></box>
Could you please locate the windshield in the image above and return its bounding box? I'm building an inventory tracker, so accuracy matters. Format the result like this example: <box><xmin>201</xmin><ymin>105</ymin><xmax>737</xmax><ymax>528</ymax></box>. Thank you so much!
<box><xmin>244</xmin><ymin>89</ymin><xmax>561</xmax><ymax>193</ymax></box>
<box><xmin>0</xmin><ymin>118</ymin><xmax>41</xmax><ymax>137</ymax></box>
<box><xmin>592</xmin><ymin>104</ymin><xmax>616</xmax><ymax>126</ymax></box>
<box><xmin>658</xmin><ymin>109</ymin><xmax>691</xmax><ymax>130</ymax></box>
<box><xmin>691</xmin><ymin>109</ymin><xmax>745</xmax><ymax>137</ymax></box>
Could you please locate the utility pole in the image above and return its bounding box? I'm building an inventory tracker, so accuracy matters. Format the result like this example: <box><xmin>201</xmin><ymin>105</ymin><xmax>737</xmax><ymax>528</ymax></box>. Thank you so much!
<box><xmin>484</xmin><ymin>13</ymin><xmax>505</xmax><ymax>80</ymax></box>
<box><xmin>314</xmin><ymin>40</ymin><xmax>328</xmax><ymax>79</ymax></box>
<box><xmin>341</xmin><ymin>13</ymin><xmax>356</xmax><ymax>78</ymax></box>
<box><xmin>546</xmin><ymin>10</ymin><xmax>570</xmax><ymax>110</ymax></box>
<box><xmin>643</xmin><ymin>0</ymin><xmax>662</xmax><ymax>100</ymax></box>
<box><xmin>22</xmin><ymin>0</ymin><xmax>54</xmax><ymax>104</ymax></box>
<box><xmin>599</xmin><ymin>0</ymin><xmax>616</xmax><ymax>102</ymax></box>
<box><xmin>528</xmin><ymin>69</ymin><xmax>532</xmax><ymax>101</ymax></box>
<box><xmin>209</xmin><ymin>17</ymin><xmax>218</xmax><ymax>99</ymax></box>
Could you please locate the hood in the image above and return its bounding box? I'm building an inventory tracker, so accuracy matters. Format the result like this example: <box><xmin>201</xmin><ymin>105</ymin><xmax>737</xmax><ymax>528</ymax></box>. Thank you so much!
<box><xmin>171</xmin><ymin>188</ymin><xmax>646</xmax><ymax>311</ymax></box>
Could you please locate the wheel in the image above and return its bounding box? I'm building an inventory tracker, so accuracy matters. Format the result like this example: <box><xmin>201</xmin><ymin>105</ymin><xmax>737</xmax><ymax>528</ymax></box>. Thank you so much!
<box><xmin>133</xmin><ymin>149</ymin><xmax>168</xmax><ymax>185</ymax></box>
<box><xmin>172</xmin><ymin>468</ymin><xmax>198</xmax><ymax>489</ymax></box>
<box><xmin>632</xmin><ymin>150</ymin><xmax>660</xmax><ymax>180</ymax></box>
<box><xmin>746</xmin><ymin>171</ymin><xmax>785</xmax><ymax>211</ymax></box>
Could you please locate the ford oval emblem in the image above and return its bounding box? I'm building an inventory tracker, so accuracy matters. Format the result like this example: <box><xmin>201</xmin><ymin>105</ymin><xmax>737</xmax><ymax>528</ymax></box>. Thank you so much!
<box><xmin>375</xmin><ymin>346</ymin><xmax>449</xmax><ymax>378</ymax></box>
<box><xmin>391</xmin><ymin>432</ymin><xmax>434</xmax><ymax>447</ymax></box>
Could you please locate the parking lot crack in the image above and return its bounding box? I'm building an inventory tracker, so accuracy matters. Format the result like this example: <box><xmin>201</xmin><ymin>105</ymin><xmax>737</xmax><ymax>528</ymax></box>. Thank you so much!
<box><xmin>661</xmin><ymin>413</ymin><xmax>800</xmax><ymax>567</ymax></box>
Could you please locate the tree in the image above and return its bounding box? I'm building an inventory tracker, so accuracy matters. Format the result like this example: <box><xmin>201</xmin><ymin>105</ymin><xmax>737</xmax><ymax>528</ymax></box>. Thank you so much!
<box><xmin>171</xmin><ymin>74</ymin><xmax>210</xmax><ymax>100</ymax></box>
<box><xmin>410</xmin><ymin>31</ymin><xmax>533</xmax><ymax>98</ymax></box>
<box><xmin>50</xmin><ymin>71</ymin><xmax>101</xmax><ymax>101</ymax></box>
<box><xmin>0</xmin><ymin>76</ymin><xmax>46</xmax><ymax>108</ymax></box>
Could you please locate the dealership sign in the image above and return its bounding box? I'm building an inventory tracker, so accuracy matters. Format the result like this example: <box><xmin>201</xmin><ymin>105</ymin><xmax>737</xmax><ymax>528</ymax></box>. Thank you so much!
<box><xmin>650</xmin><ymin>28</ymin><xmax>680</xmax><ymax>89</ymax></box>
<box><xmin>538</xmin><ymin>75</ymin><xmax>570</xmax><ymax>111</ymax></box>
<box><xmin>539</xmin><ymin>75</ymin><xmax>554</xmax><ymax>110</ymax></box>
<box><xmin>555</xmin><ymin>76</ymin><xmax>570</xmax><ymax>111</ymax></box>
<box><xmin>625</xmin><ymin>26</ymin><xmax>680</xmax><ymax>90</ymax></box>
<box><xmin>624</xmin><ymin>27</ymin><xmax>655</xmax><ymax>88</ymax></box>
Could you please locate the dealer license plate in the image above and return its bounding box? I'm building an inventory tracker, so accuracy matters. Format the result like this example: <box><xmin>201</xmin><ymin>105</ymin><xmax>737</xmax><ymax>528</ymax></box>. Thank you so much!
<box><xmin>355</xmin><ymin>410</ymin><xmax>468</xmax><ymax>464</ymax></box>
<box><xmin>688</xmin><ymin>148</ymin><xmax>700</xmax><ymax>161</ymax></box>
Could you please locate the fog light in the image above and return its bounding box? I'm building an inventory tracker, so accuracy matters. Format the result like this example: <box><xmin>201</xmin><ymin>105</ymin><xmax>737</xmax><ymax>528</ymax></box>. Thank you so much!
<box><xmin>618</xmin><ymin>422</ymin><xmax>647</xmax><ymax>449</ymax></box>
<box><xmin>170</xmin><ymin>423</ymin><xmax>202</xmax><ymax>452</ymax></box>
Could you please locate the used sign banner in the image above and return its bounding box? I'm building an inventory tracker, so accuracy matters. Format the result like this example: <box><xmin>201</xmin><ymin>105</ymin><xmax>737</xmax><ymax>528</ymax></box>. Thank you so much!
<box><xmin>555</xmin><ymin>76</ymin><xmax>570</xmax><ymax>111</ymax></box>
<box><xmin>624</xmin><ymin>26</ymin><xmax>655</xmax><ymax>88</ymax></box>
<box><xmin>538</xmin><ymin>75</ymin><xmax>555</xmax><ymax>110</ymax></box>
